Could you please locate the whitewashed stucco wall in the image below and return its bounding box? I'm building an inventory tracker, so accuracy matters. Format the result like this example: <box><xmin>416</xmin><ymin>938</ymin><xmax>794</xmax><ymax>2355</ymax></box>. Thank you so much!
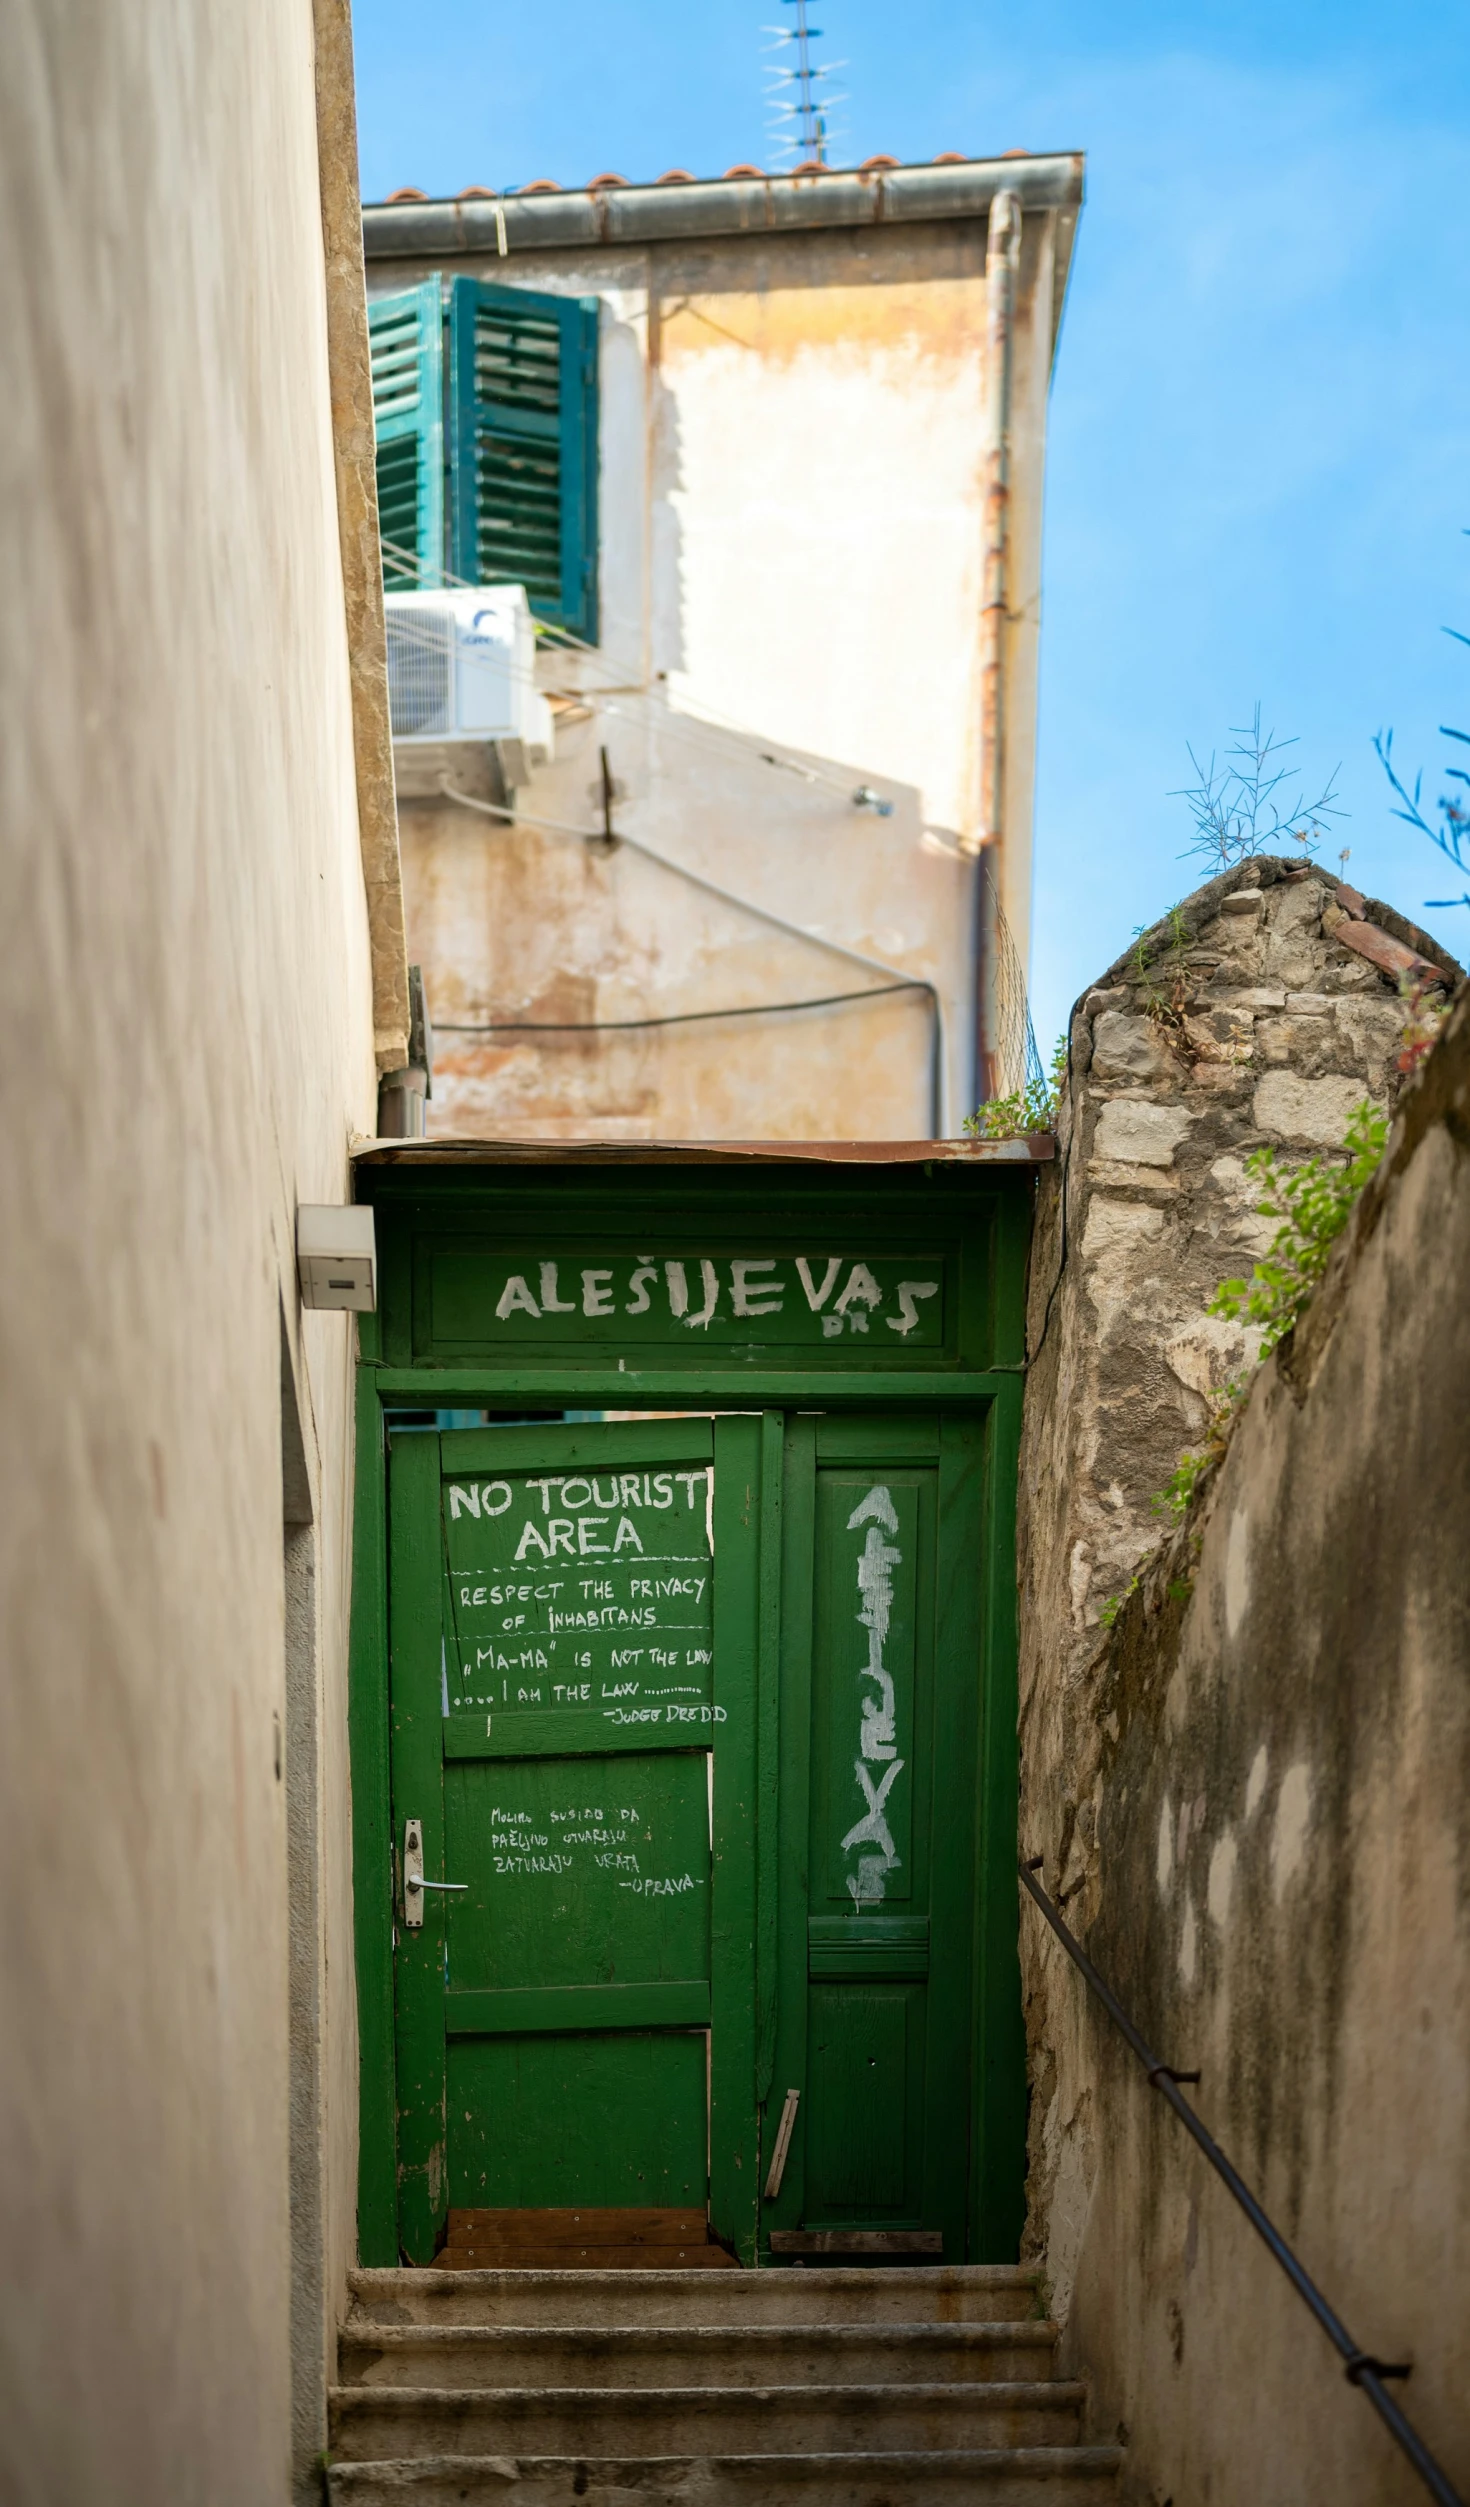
<box><xmin>0</xmin><ymin>3</ymin><xmax>380</xmax><ymax>2499</ymax></box>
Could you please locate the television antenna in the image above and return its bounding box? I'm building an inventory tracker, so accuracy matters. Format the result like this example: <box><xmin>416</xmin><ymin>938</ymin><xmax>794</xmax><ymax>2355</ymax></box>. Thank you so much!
<box><xmin>763</xmin><ymin>0</ymin><xmax>847</xmax><ymax>169</ymax></box>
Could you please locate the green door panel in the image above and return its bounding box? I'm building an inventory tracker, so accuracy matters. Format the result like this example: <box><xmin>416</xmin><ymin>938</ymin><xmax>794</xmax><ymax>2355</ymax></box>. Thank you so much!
<box><xmin>449</xmin><ymin>2032</ymin><xmax>708</xmax><ymax>2207</ymax></box>
<box><xmin>815</xmin><ymin>1474</ymin><xmax>925</xmax><ymax>1909</ymax></box>
<box><xmin>441</xmin><ymin>1431</ymin><xmax>715</xmax><ymax>1741</ymax></box>
<box><xmin>805</xmin><ymin>1984</ymin><xmax>922</xmax><ymax>2213</ymax></box>
<box><xmin>447</xmin><ymin>1980</ymin><xmax>710</xmax><ymax>2035</ymax></box>
<box><xmin>443</xmin><ymin>1750</ymin><xmax>711</xmax><ymax>1992</ymax></box>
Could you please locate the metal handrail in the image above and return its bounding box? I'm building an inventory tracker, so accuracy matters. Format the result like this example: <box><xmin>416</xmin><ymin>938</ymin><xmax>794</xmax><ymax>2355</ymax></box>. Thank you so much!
<box><xmin>1019</xmin><ymin>1856</ymin><xmax>1465</xmax><ymax>2507</ymax></box>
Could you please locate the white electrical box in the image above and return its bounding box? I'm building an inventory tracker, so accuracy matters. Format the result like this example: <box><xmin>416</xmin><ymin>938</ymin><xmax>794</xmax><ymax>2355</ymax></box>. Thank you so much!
<box><xmin>384</xmin><ymin>585</ymin><xmax>553</xmax><ymax>757</ymax></box>
<box><xmin>297</xmin><ymin>1206</ymin><xmax>377</xmax><ymax>1313</ymax></box>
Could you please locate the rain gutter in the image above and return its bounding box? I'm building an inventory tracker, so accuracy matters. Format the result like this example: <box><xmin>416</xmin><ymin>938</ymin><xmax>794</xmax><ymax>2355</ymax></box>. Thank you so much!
<box><xmin>362</xmin><ymin>153</ymin><xmax>1084</xmax><ymax>278</ymax></box>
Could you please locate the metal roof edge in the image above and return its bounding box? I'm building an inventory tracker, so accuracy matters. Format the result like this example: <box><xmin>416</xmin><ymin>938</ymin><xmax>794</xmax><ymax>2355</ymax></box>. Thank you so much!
<box><xmin>362</xmin><ymin>154</ymin><xmax>1086</xmax><ymax>261</ymax></box>
<box><xmin>351</xmin><ymin>1135</ymin><xmax>1054</xmax><ymax>1168</ymax></box>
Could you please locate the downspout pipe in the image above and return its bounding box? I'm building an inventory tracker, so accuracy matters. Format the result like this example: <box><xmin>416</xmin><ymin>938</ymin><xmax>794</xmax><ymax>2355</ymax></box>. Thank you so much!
<box><xmin>967</xmin><ymin>187</ymin><xmax>1021</xmax><ymax>1110</ymax></box>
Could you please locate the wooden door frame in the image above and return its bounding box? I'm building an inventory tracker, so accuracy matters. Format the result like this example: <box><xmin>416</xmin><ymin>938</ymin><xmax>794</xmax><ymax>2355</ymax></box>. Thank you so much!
<box><xmin>346</xmin><ymin>1156</ymin><xmax>1032</xmax><ymax>2269</ymax></box>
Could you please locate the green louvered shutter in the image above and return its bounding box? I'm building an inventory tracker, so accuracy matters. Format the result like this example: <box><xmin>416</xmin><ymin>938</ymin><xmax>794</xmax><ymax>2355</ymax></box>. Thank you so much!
<box><xmin>368</xmin><ymin>282</ymin><xmax>445</xmax><ymax>590</ymax></box>
<box><xmin>447</xmin><ymin>277</ymin><xmax>600</xmax><ymax>641</ymax></box>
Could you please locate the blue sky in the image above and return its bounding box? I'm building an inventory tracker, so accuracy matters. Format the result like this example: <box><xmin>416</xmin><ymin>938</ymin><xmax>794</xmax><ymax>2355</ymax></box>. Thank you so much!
<box><xmin>353</xmin><ymin>0</ymin><xmax>1470</xmax><ymax>1049</ymax></box>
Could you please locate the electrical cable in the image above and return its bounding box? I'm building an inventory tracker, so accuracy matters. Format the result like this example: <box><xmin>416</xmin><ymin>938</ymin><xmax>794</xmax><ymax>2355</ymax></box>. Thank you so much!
<box><xmin>436</xmin><ymin>776</ymin><xmax>949</xmax><ymax>1135</ymax></box>
<box><xmin>437</xmin><ymin>979</ymin><xmax>922</xmax><ymax>1037</ymax></box>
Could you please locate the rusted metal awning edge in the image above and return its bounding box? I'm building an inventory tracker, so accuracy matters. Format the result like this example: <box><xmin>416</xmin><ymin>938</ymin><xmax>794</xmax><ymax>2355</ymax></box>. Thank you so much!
<box><xmin>352</xmin><ymin>1134</ymin><xmax>1055</xmax><ymax>1169</ymax></box>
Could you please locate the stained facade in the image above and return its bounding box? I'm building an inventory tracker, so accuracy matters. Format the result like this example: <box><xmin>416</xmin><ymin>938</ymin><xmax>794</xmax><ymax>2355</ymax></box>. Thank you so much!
<box><xmin>362</xmin><ymin>160</ymin><xmax>1083</xmax><ymax>1139</ymax></box>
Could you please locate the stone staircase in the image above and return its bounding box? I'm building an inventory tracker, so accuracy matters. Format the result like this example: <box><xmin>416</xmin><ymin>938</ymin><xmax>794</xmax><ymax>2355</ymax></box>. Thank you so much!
<box><xmin>327</xmin><ymin>2263</ymin><xmax>1123</xmax><ymax>2503</ymax></box>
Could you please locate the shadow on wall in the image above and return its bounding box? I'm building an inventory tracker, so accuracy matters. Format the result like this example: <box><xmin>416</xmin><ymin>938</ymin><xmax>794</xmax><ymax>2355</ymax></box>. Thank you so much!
<box><xmin>648</xmin><ymin>316</ymin><xmax>685</xmax><ymax>680</ymax></box>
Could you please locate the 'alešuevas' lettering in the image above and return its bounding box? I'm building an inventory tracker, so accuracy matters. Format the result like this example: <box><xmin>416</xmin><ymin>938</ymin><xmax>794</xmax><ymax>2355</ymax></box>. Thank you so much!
<box><xmin>487</xmin><ymin>1254</ymin><xmax>941</xmax><ymax>1340</ymax></box>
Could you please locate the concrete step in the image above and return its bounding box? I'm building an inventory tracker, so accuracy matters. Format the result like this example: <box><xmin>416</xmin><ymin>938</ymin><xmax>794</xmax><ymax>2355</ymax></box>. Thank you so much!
<box><xmin>328</xmin><ymin>2381</ymin><xmax>1086</xmax><ymax>2460</ymax></box>
<box><xmin>347</xmin><ymin>2265</ymin><xmax>1046</xmax><ymax>2331</ymax></box>
<box><xmin>338</xmin><ymin>2306</ymin><xmax>1058</xmax><ymax>2386</ymax></box>
<box><xmin>338</xmin><ymin>2320</ymin><xmax>1060</xmax><ymax>2391</ymax></box>
<box><xmin>325</xmin><ymin>2447</ymin><xmax>1125</xmax><ymax>2505</ymax></box>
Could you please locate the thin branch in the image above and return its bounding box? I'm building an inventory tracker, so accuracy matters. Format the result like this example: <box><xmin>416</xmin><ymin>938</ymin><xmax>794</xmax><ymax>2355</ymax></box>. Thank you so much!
<box><xmin>1175</xmin><ymin>701</ymin><xmax>1344</xmax><ymax>872</ymax></box>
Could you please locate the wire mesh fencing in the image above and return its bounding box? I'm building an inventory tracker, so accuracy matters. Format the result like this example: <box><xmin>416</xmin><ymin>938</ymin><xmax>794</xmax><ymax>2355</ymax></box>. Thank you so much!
<box><xmin>979</xmin><ymin>862</ymin><xmax>1044</xmax><ymax>1107</ymax></box>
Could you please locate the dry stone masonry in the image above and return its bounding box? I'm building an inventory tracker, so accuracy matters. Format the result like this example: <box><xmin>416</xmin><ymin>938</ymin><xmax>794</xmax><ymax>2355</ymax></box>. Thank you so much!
<box><xmin>1016</xmin><ymin>858</ymin><xmax>1461</xmax><ymax>2236</ymax></box>
<box><xmin>1021</xmin><ymin>859</ymin><xmax>1458</xmax><ymax>1763</ymax></box>
<box><xmin>1012</xmin><ymin>878</ymin><xmax>1470</xmax><ymax>2507</ymax></box>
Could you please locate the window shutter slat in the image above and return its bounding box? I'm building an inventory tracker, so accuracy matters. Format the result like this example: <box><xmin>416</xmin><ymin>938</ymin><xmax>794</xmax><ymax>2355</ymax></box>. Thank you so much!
<box><xmin>368</xmin><ymin>282</ymin><xmax>444</xmax><ymax>590</ymax></box>
<box><xmin>448</xmin><ymin>276</ymin><xmax>599</xmax><ymax>640</ymax></box>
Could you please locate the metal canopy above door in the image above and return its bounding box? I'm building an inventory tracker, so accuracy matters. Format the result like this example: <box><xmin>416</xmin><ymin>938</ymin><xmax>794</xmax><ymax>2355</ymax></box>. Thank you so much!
<box><xmin>348</xmin><ymin>1145</ymin><xmax>1040</xmax><ymax>2268</ymax></box>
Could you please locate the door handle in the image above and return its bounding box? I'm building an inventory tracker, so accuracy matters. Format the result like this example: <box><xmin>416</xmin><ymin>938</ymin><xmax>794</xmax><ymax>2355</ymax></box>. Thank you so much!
<box><xmin>402</xmin><ymin>1817</ymin><xmax>468</xmax><ymax>1929</ymax></box>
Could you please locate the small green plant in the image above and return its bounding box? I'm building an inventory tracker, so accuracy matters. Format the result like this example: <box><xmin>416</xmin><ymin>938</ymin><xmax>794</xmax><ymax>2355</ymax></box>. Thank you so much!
<box><xmin>1098</xmin><ymin>1575</ymin><xmax>1140</xmax><ymax>1629</ymax></box>
<box><xmin>1151</xmin><ymin>1380</ymin><xmax>1246</xmax><ymax>1522</ymax></box>
<box><xmin>964</xmin><ymin>1034</ymin><xmax>1067</xmax><ymax>1140</ymax></box>
<box><xmin>1129</xmin><ymin>904</ymin><xmax>1200</xmax><ymax>1053</ymax></box>
<box><xmin>1133</xmin><ymin>905</ymin><xmax>1188</xmax><ymax>1003</ymax></box>
<box><xmin>1208</xmin><ymin>1100</ymin><xmax>1389</xmax><ymax>1354</ymax></box>
<box><xmin>1150</xmin><ymin>1445</ymin><xmax>1213</xmax><ymax>1526</ymax></box>
<box><xmin>1097</xmin><ymin>1094</ymin><xmax>1392</xmax><ymax>1640</ymax></box>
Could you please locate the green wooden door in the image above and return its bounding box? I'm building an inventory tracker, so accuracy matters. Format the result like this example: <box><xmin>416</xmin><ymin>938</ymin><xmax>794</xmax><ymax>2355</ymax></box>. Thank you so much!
<box><xmin>352</xmin><ymin>1164</ymin><xmax>1032</xmax><ymax>2270</ymax></box>
<box><xmin>388</xmin><ymin>1417</ymin><xmax>751</xmax><ymax>2264</ymax></box>
<box><xmin>380</xmin><ymin>1399</ymin><xmax>1015</xmax><ymax>2267</ymax></box>
<box><xmin>765</xmin><ymin>1411</ymin><xmax>989</xmax><ymax>2261</ymax></box>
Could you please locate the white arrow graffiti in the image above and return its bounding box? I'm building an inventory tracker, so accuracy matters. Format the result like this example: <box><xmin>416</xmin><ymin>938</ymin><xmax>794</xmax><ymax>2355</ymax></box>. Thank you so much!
<box><xmin>842</xmin><ymin>1485</ymin><xmax>904</xmax><ymax>1904</ymax></box>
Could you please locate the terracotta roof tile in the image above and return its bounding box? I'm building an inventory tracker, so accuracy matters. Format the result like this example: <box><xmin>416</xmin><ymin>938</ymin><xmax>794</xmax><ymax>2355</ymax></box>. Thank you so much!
<box><xmin>378</xmin><ymin>153</ymin><xmax>1031</xmax><ymax>204</ymax></box>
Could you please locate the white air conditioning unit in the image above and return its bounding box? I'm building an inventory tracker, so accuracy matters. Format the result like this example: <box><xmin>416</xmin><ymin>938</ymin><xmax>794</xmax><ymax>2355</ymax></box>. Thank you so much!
<box><xmin>384</xmin><ymin>586</ymin><xmax>553</xmax><ymax>769</ymax></box>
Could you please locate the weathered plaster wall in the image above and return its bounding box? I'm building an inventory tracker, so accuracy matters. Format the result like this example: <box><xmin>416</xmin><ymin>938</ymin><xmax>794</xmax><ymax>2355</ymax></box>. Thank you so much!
<box><xmin>403</xmin><ymin>716</ymin><xmax>963</xmax><ymax>1140</ymax></box>
<box><xmin>1017</xmin><ymin>866</ymin><xmax>1468</xmax><ymax>2502</ymax></box>
<box><xmin>371</xmin><ymin>208</ymin><xmax>1066</xmax><ymax>1135</ymax></box>
<box><xmin>0</xmin><ymin>3</ymin><xmax>383</xmax><ymax>2499</ymax></box>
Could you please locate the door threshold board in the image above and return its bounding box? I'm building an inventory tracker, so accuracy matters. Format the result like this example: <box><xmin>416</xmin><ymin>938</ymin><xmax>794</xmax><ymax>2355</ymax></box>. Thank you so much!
<box><xmin>436</xmin><ymin>2206</ymin><xmax>739</xmax><ymax>2271</ymax></box>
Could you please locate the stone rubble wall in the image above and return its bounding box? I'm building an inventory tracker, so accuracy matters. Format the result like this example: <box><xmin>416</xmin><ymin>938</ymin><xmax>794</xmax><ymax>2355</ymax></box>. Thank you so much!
<box><xmin>1015</xmin><ymin>861</ymin><xmax>1468</xmax><ymax>2504</ymax></box>
<box><xmin>1019</xmin><ymin>858</ymin><xmax>1458</xmax><ymax>1902</ymax></box>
